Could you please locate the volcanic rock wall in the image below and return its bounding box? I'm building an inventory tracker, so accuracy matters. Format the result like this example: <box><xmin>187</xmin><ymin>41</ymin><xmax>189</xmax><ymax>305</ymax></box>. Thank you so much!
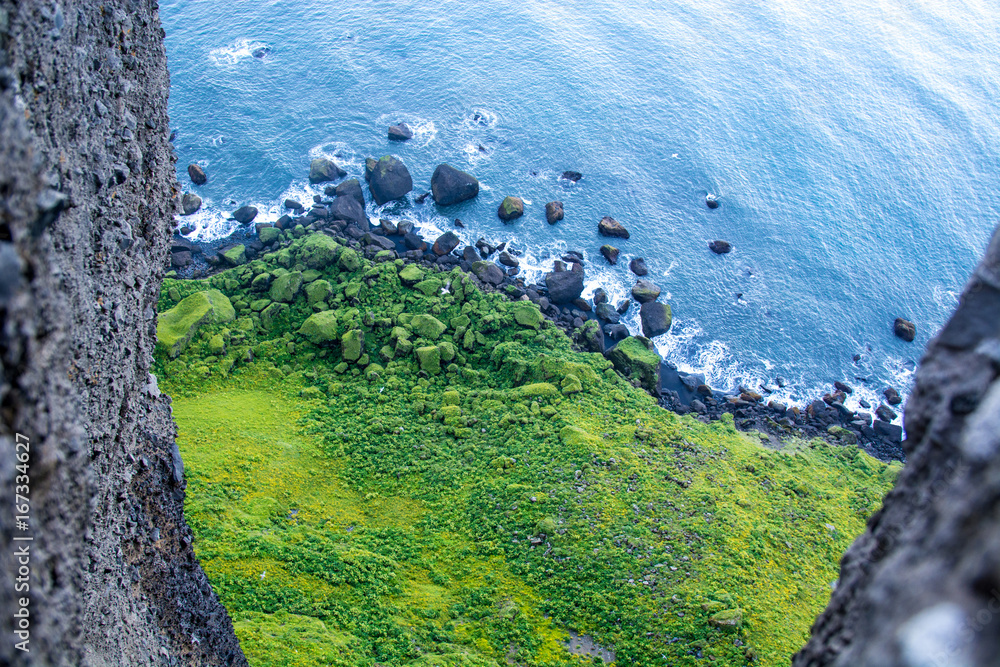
<box><xmin>795</xmin><ymin>224</ymin><xmax>1000</xmax><ymax>666</ymax></box>
<box><xmin>0</xmin><ymin>1</ymin><xmax>245</xmax><ymax>665</ymax></box>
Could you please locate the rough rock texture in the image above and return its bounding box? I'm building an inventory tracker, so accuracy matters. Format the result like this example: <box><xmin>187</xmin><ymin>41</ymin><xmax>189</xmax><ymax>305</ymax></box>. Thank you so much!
<box><xmin>0</xmin><ymin>2</ymin><xmax>246</xmax><ymax>665</ymax></box>
<box><xmin>794</xmin><ymin>225</ymin><xmax>1000</xmax><ymax>667</ymax></box>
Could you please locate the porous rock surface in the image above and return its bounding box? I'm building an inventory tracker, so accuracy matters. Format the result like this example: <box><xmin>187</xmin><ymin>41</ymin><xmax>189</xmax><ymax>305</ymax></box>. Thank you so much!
<box><xmin>0</xmin><ymin>2</ymin><xmax>245</xmax><ymax>665</ymax></box>
<box><xmin>795</xmin><ymin>225</ymin><xmax>1000</xmax><ymax>666</ymax></box>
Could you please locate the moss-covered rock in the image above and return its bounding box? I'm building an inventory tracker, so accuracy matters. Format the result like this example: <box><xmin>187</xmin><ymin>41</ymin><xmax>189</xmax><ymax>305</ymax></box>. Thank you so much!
<box><xmin>416</xmin><ymin>346</ymin><xmax>441</xmax><ymax>374</ymax></box>
<box><xmin>437</xmin><ymin>341</ymin><xmax>457</xmax><ymax>363</ymax></box>
<box><xmin>560</xmin><ymin>425</ymin><xmax>598</xmax><ymax>447</ymax></box>
<box><xmin>260</xmin><ymin>302</ymin><xmax>289</xmax><ymax>331</ymax></box>
<box><xmin>299</xmin><ymin>311</ymin><xmax>340</xmax><ymax>345</ymax></box>
<box><xmin>338</xmin><ymin>247</ymin><xmax>361</xmax><ymax>272</ymax></box>
<box><xmin>250</xmin><ymin>272</ymin><xmax>272</xmax><ymax>292</ymax></box>
<box><xmin>709</xmin><ymin>609</ymin><xmax>743</xmax><ymax>628</ymax></box>
<box><xmin>442</xmin><ymin>390</ymin><xmax>461</xmax><ymax>406</ymax></box>
<box><xmin>414</xmin><ymin>278</ymin><xmax>443</xmax><ymax>297</ymax></box>
<box><xmin>411</xmin><ymin>314</ymin><xmax>447</xmax><ymax>340</ymax></box>
<box><xmin>607</xmin><ymin>336</ymin><xmax>661</xmax><ymax>395</ymax></box>
<box><xmin>561</xmin><ymin>373</ymin><xmax>583</xmax><ymax>394</ymax></box>
<box><xmin>399</xmin><ymin>264</ymin><xmax>424</xmax><ymax>287</ymax></box>
<box><xmin>259</xmin><ymin>226</ymin><xmax>280</xmax><ymax>245</ymax></box>
<box><xmin>305</xmin><ymin>279</ymin><xmax>333</xmax><ymax>305</ymax></box>
<box><xmin>221</xmin><ymin>244</ymin><xmax>246</xmax><ymax>266</ymax></box>
<box><xmin>299</xmin><ymin>233</ymin><xmax>341</xmax><ymax>269</ymax></box>
<box><xmin>156</xmin><ymin>289</ymin><xmax>235</xmax><ymax>358</ymax></box>
<box><xmin>341</xmin><ymin>329</ymin><xmax>365</xmax><ymax>362</ymax></box>
<box><xmin>512</xmin><ymin>302</ymin><xmax>544</xmax><ymax>330</ymax></box>
<box><xmin>208</xmin><ymin>334</ymin><xmax>226</xmax><ymax>355</ymax></box>
<box><xmin>269</xmin><ymin>271</ymin><xmax>303</xmax><ymax>303</ymax></box>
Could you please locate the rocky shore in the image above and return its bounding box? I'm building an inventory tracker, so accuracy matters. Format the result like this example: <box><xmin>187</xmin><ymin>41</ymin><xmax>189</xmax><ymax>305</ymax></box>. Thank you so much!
<box><xmin>173</xmin><ymin>153</ymin><xmax>905</xmax><ymax>462</ymax></box>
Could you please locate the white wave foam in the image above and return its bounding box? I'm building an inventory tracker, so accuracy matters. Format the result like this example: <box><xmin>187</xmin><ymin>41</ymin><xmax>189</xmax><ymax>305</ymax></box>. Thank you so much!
<box><xmin>307</xmin><ymin>142</ymin><xmax>363</xmax><ymax>172</ymax></box>
<box><xmin>463</xmin><ymin>107</ymin><xmax>499</xmax><ymax>130</ymax></box>
<box><xmin>209</xmin><ymin>39</ymin><xmax>271</xmax><ymax>66</ymax></box>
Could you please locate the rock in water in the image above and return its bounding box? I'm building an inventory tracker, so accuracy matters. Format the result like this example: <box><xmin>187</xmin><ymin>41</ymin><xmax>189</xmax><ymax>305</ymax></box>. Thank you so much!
<box><xmin>629</xmin><ymin>257</ymin><xmax>649</xmax><ymax>276</ymax></box>
<box><xmin>180</xmin><ymin>192</ymin><xmax>201</xmax><ymax>215</ymax></box>
<box><xmin>894</xmin><ymin>317</ymin><xmax>916</xmax><ymax>342</ymax></box>
<box><xmin>545</xmin><ymin>270</ymin><xmax>585</xmax><ymax>304</ymax></box>
<box><xmin>364</xmin><ymin>157</ymin><xmax>377</xmax><ymax>182</ymax></box>
<box><xmin>709</xmin><ymin>240</ymin><xmax>732</xmax><ymax>254</ymax></box>
<box><xmin>431</xmin><ymin>164</ymin><xmax>480</xmax><ymax>205</ymax></box>
<box><xmin>598</xmin><ymin>216</ymin><xmax>629</xmax><ymax>239</ymax></box>
<box><xmin>884</xmin><ymin>386</ymin><xmax>902</xmax><ymax>405</ymax></box>
<box><xmin>498</xmin><ymin>196</ymin><xmax>524</xmax><ymax>222</ymax></box>
<box><xmin>545</xmin><ymin>200</ymin><xmax>564</xmax><ymax>224</ymax></box>
<box><xmin>329</xmin><ymin>195</ymin><xmax>368</xmax><ymax>230</ymax></box>
<box><xmin>187</xmin><ymin>163</ymin><xmax>207</xmax><ymax>185</ymax></box>
<box><xmin>309</xmin><ymin>157</ymin><xmax>346</xmax><ymax>184</ymax></box>
<box><xmin>600</xmin><ymin>245</ymin><xmax>620</xmax><ymax>264</ymax></box>
<box><xmin>232</xmin><ymin>206</ymin><xmax>258</xmax><ymax>224</ymax></box>
<box><xmin>368</xmin><ymin>155</ymin><xmax>413</xmax><ymax>205</ymax></box>
<box><xmin>706</xmin><ymin>194</ymin><xmax>720</xmax><ymax>209</ymax></box>
<box><xmin>284</xmin><ymin>198</ymin><xmax>304</xmax><ymax>211</ymax></box>
<box><xmin>432</xmin><ymin>231</ymin><xmax>460</xmax><ymax>256</ymax></box>
<box><xmin>334</xmin><ymin>178</ymin><xmax>365</xmax><ymax>208</ymax></box>
<box><xmin>561</xmin><ymin>170</ymin><xmax>583</xmax><ymax>182</ymax></box>
<box><xmin>631</xmin><ymin>280</ymin><xmax>661</xmax><ymax>304</ymax></box>
<box><xmin>640</xmin><ymin>301</ymin><xmax>672</xmax><ymax>338</ymax></box>
<box><xmin>387</xmin><ymin>123</ymin><xmax>413</xmax><ymax>141</ymax></box>
<box><xmin>498</xmin><ymin>251</ymin><xmax>519</xmax><ymax>268</ymax></box>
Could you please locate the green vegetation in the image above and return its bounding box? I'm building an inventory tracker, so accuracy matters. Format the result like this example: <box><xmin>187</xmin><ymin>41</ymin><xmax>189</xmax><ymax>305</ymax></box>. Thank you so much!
<box><xmin>156</xmin><ymin>233</ymin><xmax>899</xmax><ymax>667</ymax></box>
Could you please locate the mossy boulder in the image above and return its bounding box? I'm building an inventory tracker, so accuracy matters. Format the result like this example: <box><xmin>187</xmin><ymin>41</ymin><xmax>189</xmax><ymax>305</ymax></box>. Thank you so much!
<box><xmin>442</xmin><ymin>390</ymin><xmax>461</xmax><ymax>406</ymax></box>
<box><xmin>156</xmin><ymin>289</ymin><xmax>235</xmax><ymax>358</ymax></box>
<box><xmin>512</xmin><ymin>302</ymin><xmax>543</xmax><ymax>330</ymax></box>
<box><xmin>639</xmin><ymin>301</ymin><xmax>672</xmax><ymax>338</ymax></box>
<box><xmin>399</xmin><ymin>264</ymin><xmax>424</xmax><ymax>287</ymax></box>
<box><xmin>709</xmin><ymin>609</ymin><xmax>743</xmax><ymax>628</ymax></box>
<box><xmin>338</xmin><ymin>248</ymin><xmax>361</xmax><ymax>272</ymax></box>
<box><xmin>607</xmin><ymin>336</ymin><xmax>661</xmax><ymax>395</ymax></box>
<box><xmin>305</xmin><ymin>279</ymin><xmax>333</xmax><ymax>305</ymax></box>
<box><xmin>221</xmin><ymin>244</ymin><xmax>246</xmax><ymax>266</ymax></box>
<box><xmin>260</xmin><ymin>302</ymin><xmax>289</xmax><ymax>331</ymax></box>
<box><xmin>416</xmin><ymin>346</ymin><xmax>441</xmax><ymax>374</ymax></box>
<box><xmin>269</xmin><ymin>271</ymin><xmax>303</xmax><ymax>303</ymax></box>
<box><xmin>560</xmin><ymin>425</ymin><xmax>598</xmax><ymax>447</ymax></box>
<box><xmin>561</xmin><ymin>373</ymin><xmax>583</xmax><ymax>394</ymax></box>
<box><xmin>498</xmin><ymin>196</ymin><xmax>524</xmax><ymax>222</ymax></box>
<box><xmin>299</xmin><ymin>233</ymin><xmax>341</xmax><ymax>269</ymax></box>
<box><xmin>411</xmin><ymin>314</ymin><xmax>447</xmax><ymax>340</ymax></box>
<box><xmin>341</xmin><ymin>329</ymin><xmax>365</xmax><ymax>362</ymax></box>
<box><xmin>258</xmin><ymin>226</ymin><xmax>280</xmax><ymax>245</ymax></box>
<box><xmin>440</xmin><ymin>405</ymin><xmax>463</xmax><ymax>426</ymax></box>
<box><xmin>250</xmin><ymin>272</ymin><xmax>272</xmax><ymax>292</ymax></box>
<box><xmin>414</xmin><ymin>278</ymin><xmax>443</xmax><ymax>297</ymax></box>
<box><xmin>437</xmin><ymin>341</ymin><xmax>457</xmax><ymax>363</ymax></box>
<box><xmin>514</xmin><ymin>383</ymin><xmax>560</xmax><ymax>399</ymax></box>
<box><xmin>208</xmin><ymin>334</ymin><xmax>226</xmax><ymax>355</ymax></box>
<box><xmin>299</xmin><ymin>311</ymin><xmax>340</xmax><ymax>345</ymax></box>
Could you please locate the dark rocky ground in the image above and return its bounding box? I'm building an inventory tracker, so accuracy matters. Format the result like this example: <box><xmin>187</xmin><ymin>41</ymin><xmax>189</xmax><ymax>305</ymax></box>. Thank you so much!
<box><xmin>0</xmin><ymin>1</ymin><xmax>244</xmax><ymax>665</ymax></box>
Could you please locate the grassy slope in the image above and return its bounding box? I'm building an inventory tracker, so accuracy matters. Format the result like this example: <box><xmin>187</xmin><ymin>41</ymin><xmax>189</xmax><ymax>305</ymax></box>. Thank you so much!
<box><xmin>156</xmin><ymin>233</ymin><xmax>899</xmax><ymax>667</ymax></box>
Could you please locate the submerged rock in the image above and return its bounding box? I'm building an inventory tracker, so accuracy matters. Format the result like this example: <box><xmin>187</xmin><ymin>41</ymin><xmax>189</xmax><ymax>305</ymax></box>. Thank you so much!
<box><xmin>232</xmin><ymin>206</ymin><xmax>258</xmax><ymax>224</ymax></box>
<box><xmin>431</xmin><ymin>164</ymin><xmax>479</xmax><ymax>206</ymax></box>
<box><xmin>545</xmin><ymin>270</ymin><xmax>585</xmax><ymax>304</ymax></box>
<box><xmin>709</xmin><ymin>240</ymin><xmax>732</xmax><ymax>254</ymax></box>
<box><xmin>187</xmin><ymin>163</ymin><xmax>207</xmax><ymax>185</ymax></box>
<box><xmin>387</xmin><ymin>123</ymin><xmax>413</xmax><ymax>141</ymax></box>
<box><xmin>180</xmin><ymin>192</ymin><xmax>202</xmax><ymax>216</ymax></box>
<box><xmin>600</xmin><ymin>245</ymin><xmax>620</xmax><ymax>264</ymax></box>
<box><xmin>368</xmin><ymin>155</ymin><xmax>413</xmax><ymax>205</ymax></box>
<box><xmin>893</xmin><ymin>317</ymin><xmax>916</xmax><ymax>342</ymax></box>
<box><xmin>545</xmin><ymin>200</ymin><xmax>564</xmax><ymax>224</ymax></box>
<box><xmin>309</xmin><ymin>157</ymin><xmax>346</xmax><ymax>184</ymax></box>
<box><xmin>640</xmin><ymin>301</ymin><xmax>672</xmax><ymax>338</ymax></box>
<box><xmin>497</xmin><ymin>196</ymin><xmax>524</xmax><ymax>222</ymax></box>
<box><xmin>598</xmin><ymin>216</ymin><xmax>629</xmax><ymax>239</ymax></box>
<box><xmin>561</xmin><ymin>170</ymin><xmax>583</xmax><ymax>182</ymax></box>
<box><xmin>629</xmin><ymin>257</ymin><xmax>649</xmax><ymax>276</ymax></box>
<box><xmin>631</xmin><ymin>280</ymin><xmax>661</xmax><ymax>304</ymax></box>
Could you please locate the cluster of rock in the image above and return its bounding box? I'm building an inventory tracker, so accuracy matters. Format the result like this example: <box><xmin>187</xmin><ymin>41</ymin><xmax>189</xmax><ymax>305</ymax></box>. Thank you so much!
<box><xmin>658</xmin><ymin>373</ymin><xmax>906</xmax><ymax>459</ymax></box>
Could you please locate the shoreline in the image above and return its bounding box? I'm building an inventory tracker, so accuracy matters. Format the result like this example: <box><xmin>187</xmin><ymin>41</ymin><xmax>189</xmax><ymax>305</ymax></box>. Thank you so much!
<box><xmin>169</xmin><ymin>185</ymin><xmax>906</xmax><ymax>462</ymax></box>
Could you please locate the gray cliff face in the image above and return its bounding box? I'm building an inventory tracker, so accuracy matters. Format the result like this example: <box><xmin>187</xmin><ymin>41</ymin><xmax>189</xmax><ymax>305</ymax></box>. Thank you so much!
<box><xmin>795</xmin><ymin>225</ymin><xmax>1000</xmax><ymax>666</ymax></box>
<box><xmin>0</xmin><ymin>2</ymin><xmax>245</xmax><ymax>665</ymax></box>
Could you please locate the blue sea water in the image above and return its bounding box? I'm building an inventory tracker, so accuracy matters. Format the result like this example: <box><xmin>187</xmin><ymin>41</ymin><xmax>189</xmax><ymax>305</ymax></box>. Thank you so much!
<box><xmin>160</xmin><ymin>0</ymin><xmax>1000</xmax><ymax>415</ymax></box>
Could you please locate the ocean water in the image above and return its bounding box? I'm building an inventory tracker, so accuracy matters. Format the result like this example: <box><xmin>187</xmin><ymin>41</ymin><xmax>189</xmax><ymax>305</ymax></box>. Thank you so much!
<box><xmin>160</xmin><ymin>0</ymin><xmax>1000</xmax><ymax>415</ymax></box>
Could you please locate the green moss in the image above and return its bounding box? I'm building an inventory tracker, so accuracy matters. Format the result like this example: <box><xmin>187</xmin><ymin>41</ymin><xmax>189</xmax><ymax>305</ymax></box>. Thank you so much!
<box><xmin>411</xmin><ymin>314</ymin><xmax>447</xmax><ymax>340</ymax></box>
<box><xmin>299</xmin><ymin>311</ymin><xmax>340</xmax><ymax>345</ymax></box>
<box><xmin>156</xmin><ymin>289</ymin><xmax>234</xmax><ymax>358</ymax></box>
<box><xmin>159</xmin><ymin>249</ymin><xmax>896</xmax><ymax>667</ymax></box>
<box><xmin>269</xmin><ymin>271</ymin><xmax>303</xmax><ymax>303</ymax></box>
<box><xmin>299</xmin><ymin>233</ymin><xmax>341</xmax><ymax>269</ymax></box>
<box><xmin>606</xmin><ymin>336</ymin><xmax>661</xmax><ymax>394</ymax></box>
<box><xmin>258</xmin><ymin>227</ymin><xmax>280</xmax><ymax>245</ymax></box>
<box><xmin>222</xmin><ymin>244</ymin><xmax>247</xmax><ymax>266</ymax></box>
<box><xmin>414</xmin><ymin>279</ymin><xmax>444</xmax><ymax>297</ymax></box>
<box><xmin>512</xmin><ymin>302</ymin><xmax>543</xmax><ymax>330</ymax></box>
<box><xmin>399</xmin><ymin>264</ymin><xmax>425</xmax><ymax>287</ymax></box>
<box><xmin>341</xmin><ymin>329</ymin><xmax>365</xmax><ymax>362</ymax></box>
